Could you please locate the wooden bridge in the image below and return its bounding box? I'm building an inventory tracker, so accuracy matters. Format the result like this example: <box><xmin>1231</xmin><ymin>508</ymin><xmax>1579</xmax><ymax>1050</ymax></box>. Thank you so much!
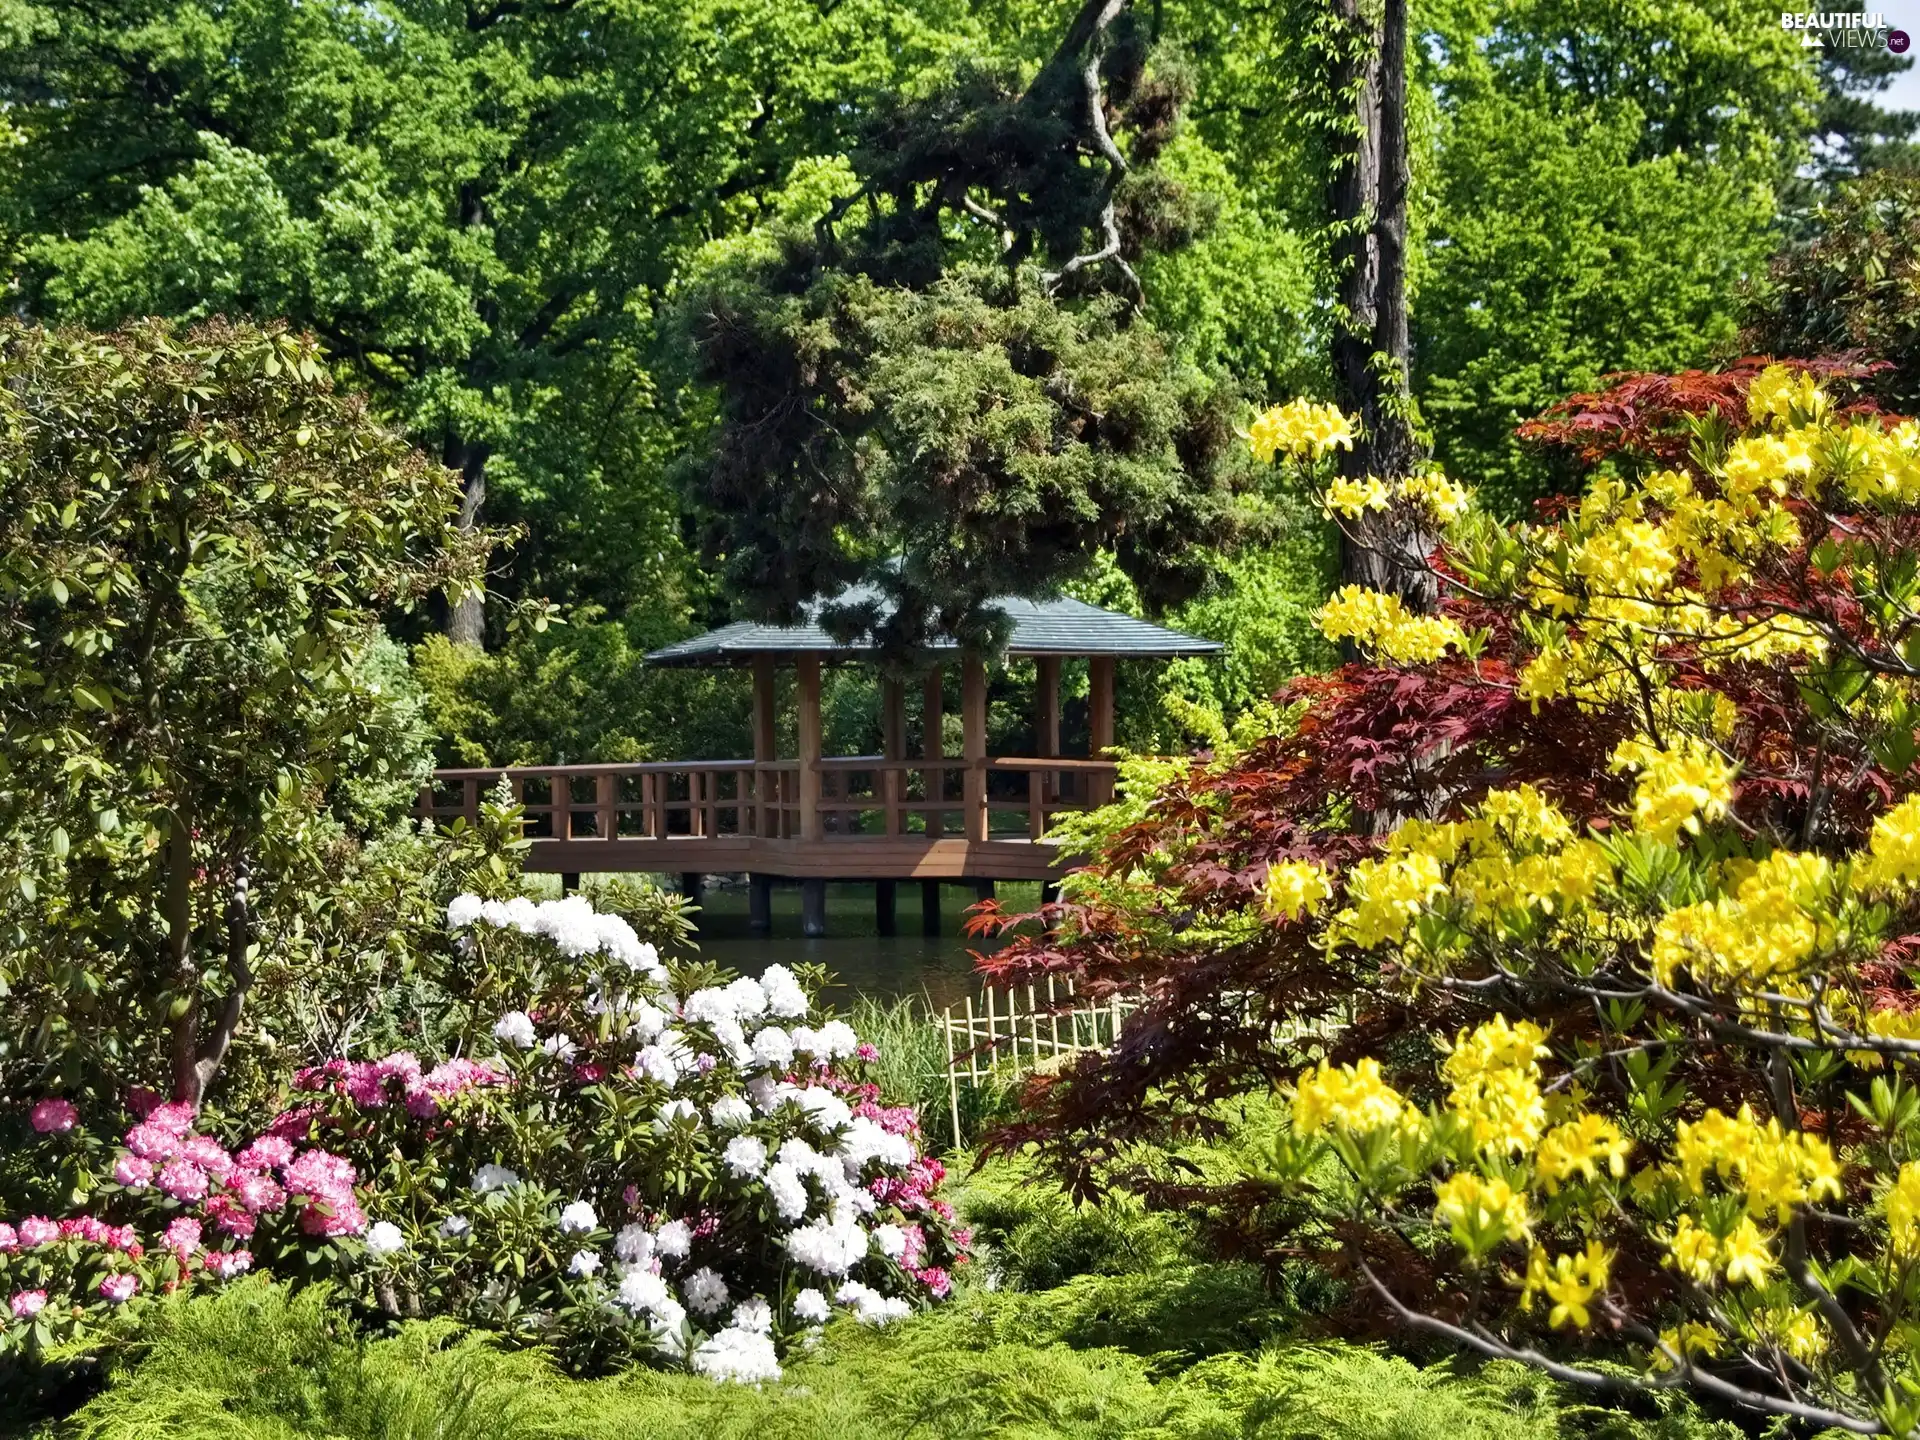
<box><xmin>421</xmin><ymin>592</ymin><xmax>1220</xmax><ymax>936</ymax></box>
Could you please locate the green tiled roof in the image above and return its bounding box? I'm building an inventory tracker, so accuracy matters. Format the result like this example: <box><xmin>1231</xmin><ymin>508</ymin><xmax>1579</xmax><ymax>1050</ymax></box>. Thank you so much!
<box><xmin>644</xmin><ymin>594</ymin><xmax>1223</xmax><ymax>667</ymax></box>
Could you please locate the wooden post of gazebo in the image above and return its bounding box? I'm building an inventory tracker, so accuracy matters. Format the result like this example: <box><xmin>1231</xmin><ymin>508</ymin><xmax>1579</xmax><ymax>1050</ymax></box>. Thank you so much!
<box><xmin>1088</xmin><ymin>654</ymin><xmax>1116</xmax><ymax>806</ymax></box>
<box><xmin>962</xmin><ymin>653</ymin><xmax>989</xmax><ymax>845</ymax></box>
<box><xmin>1034</xmin><ymin>656</ymin><xmax>1060</xmax><ymax>838</ymax></box>
<box><xmin>877</xmin><ymin>676</ymin><xmax>905</xmax><ymax>934</ymax></box>
<box><xmin>749</xmin><ymin>654</ymin><xmax>777</xmax><ymax>933</ymax></box>
<box><xmin>921</xmin><ymin>665</ymin><xmax>944</xmax><ymax>935</ymax></box>
<box><xmin>797</xmin><ymin>654</ymin><xmax>826</xmax><ymax>937</ymax></box>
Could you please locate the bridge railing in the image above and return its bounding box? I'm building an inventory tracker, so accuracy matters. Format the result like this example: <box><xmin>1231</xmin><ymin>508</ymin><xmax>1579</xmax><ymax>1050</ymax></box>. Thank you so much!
<box><xmin>418</xmin><ymin>755</ymin><xmax>1118</xmax><ymax>845</ymax></box>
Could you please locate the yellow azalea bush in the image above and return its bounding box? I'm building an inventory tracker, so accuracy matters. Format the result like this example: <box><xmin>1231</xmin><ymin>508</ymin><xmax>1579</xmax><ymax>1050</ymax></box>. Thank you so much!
<box><xmin>988</xmin><ymin>364</ymin><xmax>1920</xmax><ymax>1439</ymax></box>
<box><xmin>1230</xmin><ymin>369</ymin><xmax>1920</xmax><ymax>1436</ymax></box>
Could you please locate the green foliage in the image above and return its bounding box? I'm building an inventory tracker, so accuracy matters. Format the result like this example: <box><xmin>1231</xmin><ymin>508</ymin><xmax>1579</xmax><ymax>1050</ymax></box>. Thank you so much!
<box><xmin>0</xmin><ymin>317</ymin><xmax>484</xmax><ymax>1106</ymax></box>
<box><xmin>1413</xmin><ymin>0</ymin><xmax>1816</xmax><ymax>512</ymax></box>
<box><xmin>414</xmin><ymin>624</ymin><xmax>752</xmax><ymax>767</ymax></box>
<box><xmin>46</xmin><ymin>1277</ymin><xmax>1745</xmax><ymax>1440</ymax></box>
<box><xmin>1745</xmin><ymin>169</ymin><xmax>1920</xmax><ymax>411</ymax></box>
<box><xmin>680</xmin><ymin>13</ymin><xmax>1260</xmax><ymax>655</ymax></box>
<box><xmin>4</xmin><ymin>0</ymin><xmax>997</xmax><ymax>632</ymax></box>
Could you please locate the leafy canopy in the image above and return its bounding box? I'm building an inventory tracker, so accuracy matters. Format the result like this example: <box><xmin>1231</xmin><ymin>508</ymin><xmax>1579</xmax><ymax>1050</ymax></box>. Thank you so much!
<box><xmin>0</xmin><ymin>318</ymin><xmax>484</xmax><ymax>1105</ymax></box>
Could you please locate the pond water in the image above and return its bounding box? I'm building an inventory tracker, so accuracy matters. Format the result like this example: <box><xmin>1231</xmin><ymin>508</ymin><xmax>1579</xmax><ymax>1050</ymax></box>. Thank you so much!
<box><xmin>629</xmin><ymin>878</ymin><xmax>1042</xmax><ymax>1010</ymax></box>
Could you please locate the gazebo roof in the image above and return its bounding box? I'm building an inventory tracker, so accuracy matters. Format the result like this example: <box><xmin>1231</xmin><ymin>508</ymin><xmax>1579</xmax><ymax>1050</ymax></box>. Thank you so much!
<box><xmin>644</xmin><ymin>593</ymin><xmax>1223</xmax><ymax>668</ymax></box>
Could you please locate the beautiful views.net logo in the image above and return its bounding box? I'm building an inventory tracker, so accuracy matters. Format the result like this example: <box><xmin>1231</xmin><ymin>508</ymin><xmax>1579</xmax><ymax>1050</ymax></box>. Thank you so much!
<box><xmin>1779</xmin><ymin>10</ymin><xmax>1909</xmax><ymax>49</ymax></box>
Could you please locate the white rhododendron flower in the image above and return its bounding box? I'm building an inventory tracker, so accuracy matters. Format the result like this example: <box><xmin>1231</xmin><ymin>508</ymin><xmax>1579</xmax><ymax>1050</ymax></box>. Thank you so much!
<box><xmin>836</xmin><ymin>1280</ymin><xmax>911</xmax><ymax>1326</ymax></box>
<box><xmin>691</xmin><ymin>1326</ymin><xmax>781</xmax><ymax>1385</ymax></box>
<box><xmin>568</xmin><ymin>1250</ymin><xmax>602</xmax><ymax>1277</ymax></box>
<box><xmin>731</xmin><ymin>1297</ymin><xmax>773</xmax><ymax>1333</ymax></box>
<box><xmin>786</xmin><ymin>1217</ymin><xmax>868</xmax><ymax>1276</ymax></box>
<box><xmin>870</xmin><ymin>1223</ymin><xmax>907</xmax><ymax>1260</ymax></box>
<box><xmin>683</xmin><ymin>1265</ymin><xmax>730</xmax><ymax>1314</ymax></box>
<box><xmin>471</xmin><ymin>1164</ymin><xmax>521</xmax><ymax>1194</ymax></box>
<box><xmin>365</xmin><ymin>1221</ymin><xmax>406</xmax><ymax>1257</ymax></box>
<box><xmin>838</xmin><ymin>1116</ymin><xmax>914</xmax><ymax>1170</ymax></box>
<box><xmin>709</xmin><ymin>1095</ymin><xmax>753</xmax><ymax>1129</ymax></box>
<box><xmin>796</xmin><ymin>1087</ymin><xmax>852</xmax><ymax>1132</ymax></box>
<box><xmin>492</xmin><ymin>1010</ymin><xmax>537</xmax><ymax>1049</ymax></box>
<box><xmin>653</xmin><ymin>1218</ymin><xmax>692</xmax><ymax>1259</ymax></box>
<box><xmin>614</xmin><ymin>1223</ymin><xmax>654</xmax><ymax>1265</ymax></box>
<box><xmin>653</xmin><ymin>1098</ymin><xmax>699</xmax><ymax>1133</ymax></box>
<box><xmin>437</xmin><ymin>1214</ymin><xmax>471</xmax><ymax>1239</ymax></box>
<box><xmin>750</xmin><ymin>1026</ymin><xmax>794</xmax><ymax>1070</ymax></box>
<box><xmin>558</xmin><ymin>1200</ymin><xmax>598</xmax><ymax>1235</ymax></box>
<box><xmin>792</xmin><ymin>1287</ymin><xmax>831</xmax><ymax>1324</ymax></box>
<box><xmin>635</xmin><ymin>1042</ymin><xmax>681</xmax><ymax>1086</ymax></box>
<box><xmin>764</xmin><ymin>1161</ymin><xmax>809</xmax><ymax>1220</ymax></box>
<box><xmin>446</xmin><ymin>894</ymin><xmax>484</xmax><ymax>929</ymax></box>
<box><xmin>541</xmin><ymin>1032</ymin><xmax>578</xmax><ymax>1062</ymax></box>
<box><xmin>617</xmin><ymin>1268</ymin><xmax>676</xmax><ymax>1317</ymax></box>
<box><xmin>723</xmin><ymin>1135</ymin><xmax>767</xmax><ymax>1179</ymax></box>
<box><xmin>759</xmin><ymin>964</ymin><xmax>810</xmax><ymax>1019</ymax></box>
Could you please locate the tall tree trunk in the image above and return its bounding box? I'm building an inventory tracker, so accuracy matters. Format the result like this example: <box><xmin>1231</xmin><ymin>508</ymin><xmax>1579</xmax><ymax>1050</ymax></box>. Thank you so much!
<box><xmin>446</xmin><ymin>435</ymin><xmax>490</xmax><ymax>648</ymax></box>
<box><xmin>1327</xmin><ymin>0</ymin><xmax>1433</xmax><ymax>611</ymax></box>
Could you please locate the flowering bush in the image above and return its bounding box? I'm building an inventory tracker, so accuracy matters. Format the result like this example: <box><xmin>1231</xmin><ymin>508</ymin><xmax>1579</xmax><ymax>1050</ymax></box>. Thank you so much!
<box><xmin>2</xmin><ymin>891</ymin><xmax>963</xmax><ymax>1381</ymax></box>
<box><xmin>984</xmin><ymin>361</ymin><xmax>1920</xmax><ymax>1433</ymax></box>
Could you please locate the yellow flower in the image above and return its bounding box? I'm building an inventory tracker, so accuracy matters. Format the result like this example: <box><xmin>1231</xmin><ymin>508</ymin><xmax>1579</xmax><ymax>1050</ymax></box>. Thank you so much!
<box><xmin>1747</xmin><ymin>363</ymin><xmax>1829</xmax><ymax>428</ymax></box>
<box><xmin>1888</xmin><ymin>1161</ymin><xmax>1920</xmax><ymax>1258</ymax></box>
<box><xmin>1721</xmin><ymin>1216</ymin><xmax>1776</xmax><ymax>1287</ymax></box>
<box><xmin>1434</xmin><ymin>1172</ymin><xmax>1531</xmax><ymax>1251</ymax></box>
<box><xmin>1317</xmin><ymin>586</ymin><xmax>1468</xmax><ymax>664</ymax></box>
<box><xmin>1665</xmin><ymin>1214</ymin><xmax>1721</xmax><ymax>1283</ymax></box>
<box><xmin>1756</xmin><ymin>1307</ymin><xmax>1827</xmax><ymax>1363</ymax></box>
<box><xmin>1265</xmin><ymin>860</ymin><xmax>1333</xmax><ymax>923</ymax></box>
<box><xmin>1442</xmin><ymin>1017</ymin><xmax>1550</xmax><ymax>1155</ymax></box>
<box><xmin>1650</xmin><ymin>850</ymin><xmax>1834</xmax><ymax>991</ymax></box>
<box><xmin>1609</xmin><ymin>735</ymin><xmax>1736</xmax><ymax>845</ymax></box>
<box><xmin>1337</xmin><ymin>851</ymin><xmax>1446</xmax><ymax>949</ymax></box>
<box><xmin>1854</xmin><ymin>795</ymin><xmax>1920</xmax><ymax>892</ymax></box>
<box><xmin>1248</xmin><ymin>399</ymin><xmax>1355</xmax><ymax>463</ymax></box>
<box><xmin>1325</xmin><ymin>474</ymin><xmax>1391</xmax><ymax>517</ymax></box>
<box><xmin>1535</xmin><ymin>1113</ymin><xmax>1632</xmax><ymax>1193</ymax></box>
<box><xmin>1652</xmin><ymin>1321</ymin><xmax>1723</xmax><ymax>1370</ymax></box>
<box><xmin>1291</xmin><ymin>1057</ymin><xmax>1414</xmax><ymax>1137</ymax></box>
<box><xmin>1672</xmin><ymin>1104</ymin><xmax>1841</xmax><ymax>1220</ymax></box>
<box><xmin>1519</xmin><ymin>1241</ymin><xmax>1610</xmax><ymax>1328</ymax></box>
<box><xmin>1398</xmin><ymin>469</ymin><xmax>1471</xmax><ymax>521</ymax></box>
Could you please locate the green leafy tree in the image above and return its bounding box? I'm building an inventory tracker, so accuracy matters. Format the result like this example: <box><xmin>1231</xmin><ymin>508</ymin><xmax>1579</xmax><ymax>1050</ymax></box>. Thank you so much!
<box><xmin>1745</xmin><ymin>169</ymin><xmax>1920</xmax><ymax>411</ymax></box>
<box><xmin>2</xmin><ymin>0</ymin><xmax>992</xmax><ymax>644</ymax></box>
<box><xmin>678</xmin><ymin>0</ymin><xmax>1257</xmax><ymax>654</ymax></box>
<box><xmin>0</xmin><ymin>318</ymin><xmax>486</xmax><ymax>1106</ymax></box>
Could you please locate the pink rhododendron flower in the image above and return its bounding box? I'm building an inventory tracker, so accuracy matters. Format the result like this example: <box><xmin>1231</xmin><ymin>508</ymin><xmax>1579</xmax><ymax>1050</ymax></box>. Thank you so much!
<box><xmin>113</xmin><ymin>1153</ymin><xmax>155</xmax><ymax>1189</ymax></box>
<box><xmin>205</xmin><ymin>1196</ymin><xmax>256</xmax><ymax>1239</ymax></box>
<box><xmin>17</xmin><ymin>1217</ymin><xmax>58</xmax><ymax>1248</ymax></box>
<box><xmin>284</xmin><ymin>1150</ymin><xmax>357</xmax><ymax>1204</ymax></box>
<box><xmin>155</xmin><ymin>1158</ymin><xmax>208</xmax><ymax>1203</ymax></box>
<box><xmin>343</xmin><ymin>1063</ymin><xmax>386</xmax><ymax>1108</ymax></box>
<box><xmin>916</xmin><ymin>1266</ymin><xmax>952</xmax><ymax>1298</ymax></box>
<box><xmin>97</xmin><ymin>1273</ymin><xmax>137</xmax><ymax>1304</ymax></box>
<box><xmin>299</xmin><ymin>1198</ymin><xmax>366</xmax><ymax>1237</ymax></box>
<box><xmin>231</xmin><ymin>1171</ymin><xmax>286</xmax><ymax>1214</ymax></box>
<box><xmin>234</xmin><ymin>1136</ymin><xmax>295</xmax><ymax>1172</ymax></box>
<box><xmin>164</xmin><ymin>1218</ymin><xmax>202</xmax><ymax>1258</ymax></box>
<box><xmin>10</xmin><ymin>1290</ymin><xmax>46</xmax><ymax>1319</ymax></box>
<box><xmin>0</xmin><ymin>1223</ymin><xmax>16</xmax><ymax>1252</ymax></box>
<box><xmin>147</xmin><ymin>1102</ymin><xmax>196</xmax><ymax>1136</ymax></box>
<box><xmin>856</xmin><ymin>1043</ymin><xmax>880</xmax><ymax>1062</ymax></box>
<box><xmin>124</xmin><ymin>1122</ymin><xmax>182</xmax><ymax>1161</ymax></box>
<box><xmin>104</xmin><ymin>1225</ymin><xmax>140</xmax><ymax>1254</ymax></box>
<box><xmin>205</xmin><ymin>1249</ymin><xmax>252</xmax><ymax>1279</ymax></box>
<box><xmin>180</xmin><ymin>1134</ymin><xmax>234</xmax><ymax>1179</ymax></box>
<box><xmin>29</xmin><ymin>1098</ymin><xmax>77</xmax><ymax>1133</ymax></box>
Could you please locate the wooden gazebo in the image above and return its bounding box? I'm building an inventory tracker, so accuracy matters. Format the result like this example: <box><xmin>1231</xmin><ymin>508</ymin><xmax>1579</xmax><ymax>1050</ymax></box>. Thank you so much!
<box><xmin>422</xmin><ymin>593</ymin><xmax>1220</xmax><ymax>936</ymax></box>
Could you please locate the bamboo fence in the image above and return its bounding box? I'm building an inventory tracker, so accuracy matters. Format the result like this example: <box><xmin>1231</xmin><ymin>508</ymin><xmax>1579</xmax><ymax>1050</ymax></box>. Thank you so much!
<box><xmin>938</xmin><ymin>977</ymin><xmax>1137</xmax><ymax>1146</ymax></box>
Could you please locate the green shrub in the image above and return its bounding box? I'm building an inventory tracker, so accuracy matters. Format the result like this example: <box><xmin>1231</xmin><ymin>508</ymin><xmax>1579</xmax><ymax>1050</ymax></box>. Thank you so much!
<box><xmin>49</xmin><ymin>1282</ymin><xmax>1748</xmax><ymax>1440</ymax></box>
